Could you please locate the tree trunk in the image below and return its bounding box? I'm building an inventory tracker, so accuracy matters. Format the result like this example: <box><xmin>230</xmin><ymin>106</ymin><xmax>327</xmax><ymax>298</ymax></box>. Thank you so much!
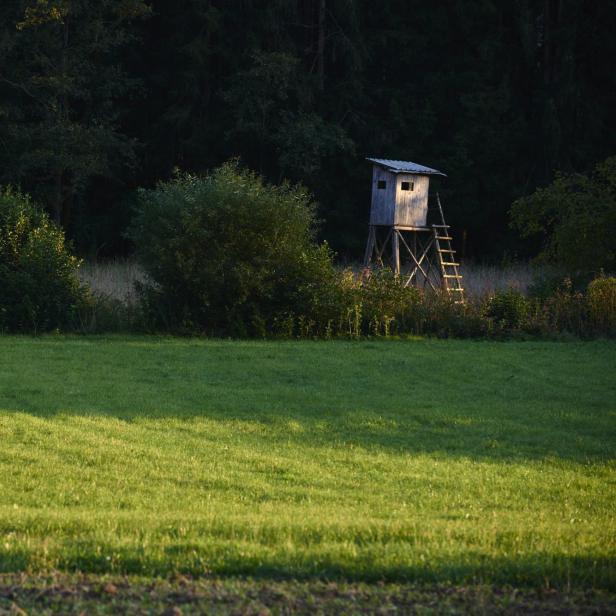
<box><xmin>62</xmin><ymin>191</ymin><xmax>72</xmax><ymax>230</ymax></box>
<box><xmin>543</xmin><ymin>0</ymin><xmax>551</xmax><ymax>87</ymax></box>
<box><xmin>317</xmin><ymin>0</ymin><xmax>325</xmax><ymax>92</ymax></box>
<box><xmin>53</xmin><ymin>170</ymin><xmax>63</xmax><ymax>226</ymax></box>
<box><xmin>53</xmin><ymin>19</ymin><xmax>70</xmax><ymax>228</ymax></box>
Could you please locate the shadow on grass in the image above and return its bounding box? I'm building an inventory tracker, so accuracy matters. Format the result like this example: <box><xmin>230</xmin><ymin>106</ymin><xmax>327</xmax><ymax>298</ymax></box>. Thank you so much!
<box><xmin>2</xmin><ymin>403</ymin><xmax>614</xmax><ymax>463</ymax></box>
<box><xmin>1</xmin><ymin>337</ymin><xmax>615</xmax><ymax>463</ymax></box>
<box><xmin>0</xmin><ymin>545</ymin><xmax>614</xmax><ymax>590</ymax></box>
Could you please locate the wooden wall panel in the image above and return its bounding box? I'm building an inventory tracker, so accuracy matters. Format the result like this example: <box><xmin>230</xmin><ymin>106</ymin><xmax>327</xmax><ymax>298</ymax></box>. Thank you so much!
<box><xmin>369</xmin><ymin>167</ymin><xmax>395</xmax><ymax>225</ymax></box>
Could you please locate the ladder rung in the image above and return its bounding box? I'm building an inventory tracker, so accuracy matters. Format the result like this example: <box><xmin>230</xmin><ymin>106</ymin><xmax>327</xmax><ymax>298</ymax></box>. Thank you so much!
<box><xmin>433</xmin><ymin>224</ymin><xmax>450</xmax><ymax>228</ymax></box>
<box><xmin>436</xmin><ymin>236</ymin><xmax>453</xmax><ymax>240</ymax></box>
<box><xmin>437</xmin><ymin>248</ymin><xmax>455</xmax><ymax>253</ymax></box>
<box><xmin>442</xmin><ymin>261</ymin><xmax>460</xmax><ymax>266</ymax></box>
<box><xmin>443</xmin><ymin>274</ymin><xmax>462</xmax><ymax>278</ymax></box>
<box><xmin>448</xmin><ymin>288</ymin><xmax>464</xmax><ymax>291</ymax></box>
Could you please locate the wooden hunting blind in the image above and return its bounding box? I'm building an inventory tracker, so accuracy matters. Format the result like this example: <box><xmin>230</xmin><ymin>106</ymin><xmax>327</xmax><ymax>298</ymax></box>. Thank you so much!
<box><xmin>363</xmin><ymin>158</ymin><xmax>464</xmax><ymax>298</ymax></box>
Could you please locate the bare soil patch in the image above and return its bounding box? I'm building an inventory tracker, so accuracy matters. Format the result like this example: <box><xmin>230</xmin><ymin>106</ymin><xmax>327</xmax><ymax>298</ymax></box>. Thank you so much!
<box><xmin>1</xmin><ymin>574</ymin><xmax>615</xmax><ymax>615</ymax></box>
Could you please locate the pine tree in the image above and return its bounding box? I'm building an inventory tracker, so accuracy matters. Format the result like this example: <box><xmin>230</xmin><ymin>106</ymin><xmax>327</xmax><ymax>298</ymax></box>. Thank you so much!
<box><xmin>0</xmin><ymin>0</ymin><xmax>150</xmax><ymax>227</ymax></box>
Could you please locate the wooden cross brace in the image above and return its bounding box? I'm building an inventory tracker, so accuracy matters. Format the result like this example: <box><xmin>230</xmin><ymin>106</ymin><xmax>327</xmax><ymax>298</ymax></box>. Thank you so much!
<box><xmin>396</xmin><ymin>231</ymin><xmax>438</xmax><ymax>291</ymax></box>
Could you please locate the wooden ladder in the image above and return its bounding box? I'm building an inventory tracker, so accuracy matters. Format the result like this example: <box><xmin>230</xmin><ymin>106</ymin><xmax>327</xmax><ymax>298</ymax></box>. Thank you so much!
<box><xmin>433</xmin><ymin>193</ymin><xmax>464</xmax><ymax>301</ymax></box>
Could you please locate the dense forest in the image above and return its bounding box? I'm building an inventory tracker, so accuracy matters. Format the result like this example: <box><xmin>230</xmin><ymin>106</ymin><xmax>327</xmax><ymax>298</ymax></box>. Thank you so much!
<box><xmin>0</xmin><ymin>0</ymin><xmax>614</xmax><ymax>261</ymax></box>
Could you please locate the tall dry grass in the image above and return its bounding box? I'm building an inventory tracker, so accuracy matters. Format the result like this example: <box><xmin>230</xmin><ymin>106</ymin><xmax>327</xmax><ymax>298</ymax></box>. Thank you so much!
<box><xmin>460</xmin><ymin>262</ymin><xmax>535</xmax><ymax>297</ymax></box>
<box><xmin>78</xmin><ymin>260</ymin><xmax>148</xmax><ymax>303</ymax></box>
<box><xmin>77</xmin><ymin>260</ymin><xmax>539</xmax><ymax>302</ymax></box>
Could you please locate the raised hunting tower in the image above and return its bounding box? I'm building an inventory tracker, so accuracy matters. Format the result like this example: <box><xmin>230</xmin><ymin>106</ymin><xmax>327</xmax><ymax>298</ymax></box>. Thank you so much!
<box><xmin>363</xmin><ymin>158</ymin><xmax>464</xmax><ymax>298</ymax></box>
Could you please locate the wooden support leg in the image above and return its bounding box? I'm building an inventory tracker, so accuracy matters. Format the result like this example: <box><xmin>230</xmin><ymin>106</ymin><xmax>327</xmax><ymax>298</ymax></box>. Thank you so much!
<box><xmin>425</xmin><ymin>237</ymin><xmax>433</xmax><ymax>287</ymax></box>
<box><xmin>392</xmin><ymin>230</ymin><xmax>400</xmax><ymax>275</ymax></box>
<box><xmin>363</xmin><ymin>225</ymin><xmax>376</xmax><ymax>267</ymax></box>
<box><xmin>375</xmin><ymin>228</ymin><xmax>392</xmax><ymax>265</ymax></box>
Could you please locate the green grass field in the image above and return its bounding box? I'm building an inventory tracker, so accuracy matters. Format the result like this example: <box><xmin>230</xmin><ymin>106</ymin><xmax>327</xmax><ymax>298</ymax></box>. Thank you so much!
<box><xmin>0</xmin><ymin>337</ymin><xmax>615</xmax><ymax>594</ymax></box>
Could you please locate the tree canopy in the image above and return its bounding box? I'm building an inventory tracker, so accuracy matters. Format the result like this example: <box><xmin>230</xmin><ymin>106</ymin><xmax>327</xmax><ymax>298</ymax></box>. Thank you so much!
<box><xmin>0</xmin><ymin>0</ymin><xmax>614</xmax><ymax>261</ymax></box>
<box><xmin>511</xmin><ymin>156</ymin><xmax>616</xmax><ymax>272</ymax></box>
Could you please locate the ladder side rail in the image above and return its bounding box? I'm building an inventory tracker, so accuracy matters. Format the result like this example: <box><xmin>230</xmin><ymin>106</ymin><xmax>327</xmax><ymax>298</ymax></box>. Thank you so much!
<box><xmin>435</xmin><ymin>192</ymin><xmax>465</xmax><ymax>300</ymax></box>
<box><xmin>433</xmin><ymin>228</ymin><xmax>449</xmax><ymax>291</ymax></box>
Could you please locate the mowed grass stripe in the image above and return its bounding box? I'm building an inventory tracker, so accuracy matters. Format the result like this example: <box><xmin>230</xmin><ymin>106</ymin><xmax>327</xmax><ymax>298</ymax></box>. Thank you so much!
<box><xmin>0</xmin><ymin>337</ymin><xmax>614</xmax><ymax>586</ymax></box>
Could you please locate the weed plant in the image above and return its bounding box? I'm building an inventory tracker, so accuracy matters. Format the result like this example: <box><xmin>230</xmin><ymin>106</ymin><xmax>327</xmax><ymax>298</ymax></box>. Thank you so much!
<box><xmin>75</xmin><ymin>265</ymin><xmax>616</xmax><ymax>339</ymax></box>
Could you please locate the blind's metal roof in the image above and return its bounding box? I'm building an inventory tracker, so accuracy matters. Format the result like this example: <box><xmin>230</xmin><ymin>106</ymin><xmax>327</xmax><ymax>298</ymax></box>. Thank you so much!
<box><xmin>367</xmin><ymin>157</ymin><xmax>446</xmax><ymax>176</ymax></box>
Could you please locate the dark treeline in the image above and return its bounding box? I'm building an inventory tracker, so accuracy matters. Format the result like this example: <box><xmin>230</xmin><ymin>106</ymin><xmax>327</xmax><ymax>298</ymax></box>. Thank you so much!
<box><xmin>0</xmin><ymin>0</ymin><xmax>614</xmax><ymax>260</ymax></box>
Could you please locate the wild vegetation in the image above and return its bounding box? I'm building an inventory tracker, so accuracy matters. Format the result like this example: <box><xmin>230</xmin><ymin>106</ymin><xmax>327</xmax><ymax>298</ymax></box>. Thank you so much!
<box><xmin>0</xmin><ymin>187</ymin><xmax>87</xmax><ymax>333</ymax></box>
<box><xmin>90</xmin><ymin>159</ymin><xmax>616</xmax><ymax>337</ymax></box>
<box><xmin>1</xmin><ymin>162</ymin><xmax>615</xmax><ymax>339</ymax></box>
<box><xmin>129</xmin><ymin>163</ymin><xmax>338</xmax><ymax>336</ymax></box>
<box><xmin>0</xmin><ymin>337</ymin><xmax>614</xmax><ymax>588</ymax></box>
<box><xmin>511</xmin><ymin>156</ymin><xmax>616</xmax><ymax>272</ymax></box>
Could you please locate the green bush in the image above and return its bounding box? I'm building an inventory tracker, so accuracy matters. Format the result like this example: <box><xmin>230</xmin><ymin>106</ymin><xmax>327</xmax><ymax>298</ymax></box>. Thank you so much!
<box><xmin>315</xmin><ymin>269</ymin><xmax>490</xmax><ymax>340</ymax></box>
<box><xmin>129</xmin><ymin>163</ymin><xmax>340</xmax><ymax>335</ymax></box>
<box><xmin>357</xmin><ymin>268</ymin><xmax>421</xmax><ymax>336</ymax></box>
<box><xmin>484</xmin><ymin>288</ymin><xmax>529</xmax><ymax>330</ymax></box>
<box><xmin>510</xmin><ymin>156</ymin><xmax>616</xmax><ymax>272</ymax></box>
<box><xmin>587</xmin><ymin>276</ymin><xmax>616</xmax><ymax>335</ymax></box>
<box><xmin>421</xmin><ymin>293</ymin><xmax>489</xmax><ymax>339</ymax></box>
<box><xmin>0</xmin><ymin>188</ymin><xmax>87</xmax><ymax>333</ymax></box>
<box><xmin>532</xmin><ymin>278</ymin><xmax>586</xmax><ymax>337</ymax></box>
<box><xmin>76</xmin><ymin>293</ymin><xmax>144</xmax><ymax>334</ymax></box>
<box><xmin>528</xmin><ymin>268</ymin><xmax>592</xmax><ymax>302</ymax></box>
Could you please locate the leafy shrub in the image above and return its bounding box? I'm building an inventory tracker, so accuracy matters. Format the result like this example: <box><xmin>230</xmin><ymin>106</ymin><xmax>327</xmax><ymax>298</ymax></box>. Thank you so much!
<box><xmin>484</xmin><ymin>288</ymin><xmax>529</xmax><ymax>329</ymax></box>
<box><xmin>527</xmin><ymin>266</ymin><xmax>568</xmax><ymax>300</ymax></box>
<box><xmin>528</xmin><ymin>267</ymin><xmax>592</xmax><ymax>302</ymax></box>
<box><xmin>76</xmin><ymin>292</ymin><xmax>144</xmax><ymax>334</ymax></box>
<box><xmin>358</xmin><ymin>268</ymin><xmax>421</xmax><ymax>336</ymax></box>
<box><xmin>510</xmin><ymin>156</ymin><xmax>616</xmax><ymax>272</ymax></box>
<box><xmin>0</xmin><ymin>188</ymin><xmax>87</xmax><ymax>333</ymax></box>
<box><xmin>317</xmin><ymin>269</ymin><xmax>490</xmax><ymax>340</ymax></box>
<box><xmin>129</xmin><ymin>163</ymin><xmax>340</xmax><ymax>335</ymax></box>
<box><xmin>540</xmin><ymin>278</ymin><xmax>588</xmax><ymax>336</ymax></box>
<box><xmin>587</xmin><ymin>276</ymin><xmax>616</xmax><ymax>335</ymax></box>
<box><xmin>422</xmin><ymin>293</ymin><xmax>489</xmax><ymax>338</ymax></box>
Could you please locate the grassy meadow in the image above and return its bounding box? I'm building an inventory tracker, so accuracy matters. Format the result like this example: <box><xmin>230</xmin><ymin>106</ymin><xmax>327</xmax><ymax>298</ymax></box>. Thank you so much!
<box><xmin>0</xmin><ymin>336</ymin><xmax>615</xmax><ymax>595</ymax></box>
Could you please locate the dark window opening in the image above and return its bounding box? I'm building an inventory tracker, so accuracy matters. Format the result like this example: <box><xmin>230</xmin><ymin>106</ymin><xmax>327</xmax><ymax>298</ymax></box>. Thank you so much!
<box><xmin>377</xmin><ymin>180</ymin><xmax>386</xmax><ymax>190</ymax></box>
<box><xmin>401</xmin><ymin>181</ymin><xmax>414</xmax><ymax>191</ymax></box>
